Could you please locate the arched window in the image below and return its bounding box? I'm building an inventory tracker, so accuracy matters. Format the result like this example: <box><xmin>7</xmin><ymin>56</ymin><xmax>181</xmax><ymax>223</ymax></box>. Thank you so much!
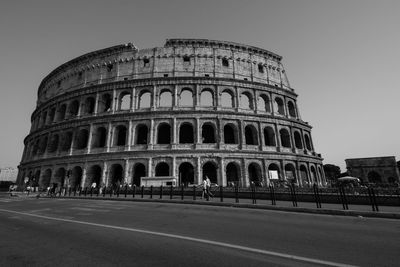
<box><xmin>179</xmin><ymin>89</ymin><xmax>193</xmax><ymax>106</ymax></box>
<box><xmin>203</xmin><ymin>162</ymin><xmax>217</xmax><ymax>184</ymax></box>
<box><xmin>139</xmin><ymin>91</ymin><xmax>151</xmax><ymax>108</ymax></box>
<box><xmin>68</xmin><ymin>100</ymin><xmax>80</xmax><ymax>117</ymax></box>
<box><xmin>274</xmin><ymin>97</ymin><xmax>285</xmax><ymax>115</ymax></box>
<box><xmin>132</xmin><ymin>163</ymin><xmax>146</xmax><ymax>186</ymax></box>
<box><xmin>56</xmin><ymin>104</ymin><xmax>67</xmax><ymax>121</ymax></box>
<box><xmin>99</xmin><ymin>93</ymin><xmax>112</xmax><ymax>113</ymax></box>
<box><xmin>71</xmin><ymin>166</ymin><xmax>83</xmax><ymax>188</ymax></box>
<box><xmin>47</xmin><ymin>134</ymin><xmax>59</xmax><ymax>153</ymax></box>
<box><xmin>109</xmin><ymin>164</ymin><xmax>123</xmax><ymax>187</ymax></box>
<box><xmin>84</xmin><ymin>97</ymin><xmax>95</xmax><ymax>115</ymax></box>
<box><xmin>294</xmin><ymin>131</ymin><xmax>303</xmax><ymax>149</ymax></box>
<box><xmin>245</xmin><ymin>125</ymin><xmax>258</xmax><ymax>145</ymax></box>
<box><xmin>248</xmin><ymin>163</ymin><xmax>262</xmax><ymax>185</ymax></box>
<box><xmin>41</xmin><ymin>169</ymin><xmax>52</xmax><ymax>188</ymax></box>
<box><xmin>279</xmin><ymin>129</ymin><xmax>291</xmax><ymax>148</ymax></box>
<box><xmin>300</xmin><ymin>165</ymin><xmax>309</xmax><ymax>186</ymax></box>
<box><xmin>54</xmin><ymin>168</ymin><xmax>66</xmax><ymax>187</ymax></box>
<box><xmin>304</xmin><ymin>134</ymin><xmax>312</xmax><ymax>150</ymax></box>
<box><xmin>119</xmin><ymin>92</ymin><xmax>131</xmax><ymax>110</ymax></box>
<box><xmin>179</xmin><ymin>123</ymin><xmax>194</xmax><ymax>144</ymax></box>
<box><xmin>200</xmin><ymin>90</ymin><xmax>213</xmax><ymax>106</ymax></box>
<box><xmin>202</xmin><ymin>123</ymin><xmax>216</xmax><ymax>143</ymax></box>
<box><xmin>288</xmin><ymin>101</ymin><xmax>296</xmax><ymax>118</ymax></box>
<box><xmin>92</xmin><ymin>127</ymin><xmax>107</xmax><ymax>148</ymax></box>
<box><xmin>60</xmin><ymin>132</ymin><xmax>73</xmax><ymax>151</ymax></box>
<box><xmin>155</xmin><ymin>162</ymin><xmax>169</xmax><ymax>176</ymax></box>
<box><xmin>224</xmin><ymin>124</ymin><xmax>238</xmax><ymax>144</ymax></box>
<box><xmin>159</xmin><ymin>90</ymin><xmax>172</xmax><ymax>107</ymax></box>
<box><xmin>285</xmin><ymin>164</ymin><xmax>296</xmax><ymax>183</ymax></box>
<box><xmin>135</xmin><ymin>124</ymin><xmax>148</xmax><ymax>145</ymax></box>
<box><xmin>40</xmin><ymin>111</ymin><xmax>47</xmax><ymax>127</ymax></box>
<box><xmin>86</xmin><ymin>165</ymin><xmax>102</xmax><ymax>188</ymax></box>
<box><xmin>310</xmin><ymin>166</ymin><xmax>318</xmax><ymax>184</ymax></box>
<box><xmin>75</xmin><ymin>129</ymin><xmax>89</xmax><ymax>149</ymax></box>
<box><xmin>240</xmin><ymin>93</ymin><xmax>252</xmax><ymax>110</ymax></box>
<box><xmin>268</xmin><ymin>163</ymin><xmax>280</xmax><ymax>182</ymax></box>
<box><xmin>179</xmin><ymin>162</ymin><xmax>194</xmax><ymax>186</ymax></box>
<box><xmin>48</xmin><ymin>108</ymin><xmax>56</xmax><ymax>124</ymax></box>
<box><xmin>39</xmin><ymin>135</ymin><xmax>48</xmax><ymax>154</ymax></box>
<box><xmin>157</xmin><ymin>123</ymin><xmax>171</xmax><ymax>144</ymax></box>
<box><xmin>264</xmin><ymin>127</ymin><xmax>276</xmax><ymax>146</ymax></box>
<box><xmin>258</xmin><ymin>95</ymin><xmax>271</xmax><ymax>112</ymax></box>
<box><xmin>114</xmin><ymin>125</ymin><xmax>127</xmax><ymax>146</ymax></box>
<box><xmin>221</xmin><ymin>91</ymin><xmax>234</xmax><ymax>108</ymax></box>
<box><xmin>226</xmin><ymin>162</ymin><xmax>240</xmax><ymax>186</ymax></box>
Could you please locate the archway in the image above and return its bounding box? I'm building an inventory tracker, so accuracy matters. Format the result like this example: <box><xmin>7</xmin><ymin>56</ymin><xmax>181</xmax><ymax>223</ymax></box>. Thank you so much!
<box><xmin>248</xmin><ymin>163</ymin><xmax>262</xmax><ymax>186</ymax></box>
<box><xmin>157</xmin><ymin>123</ymin><xmax>171</xmax><ymax>144</ymax></box>
<box><xmin>70</xmin><ymin>166</ymin><xmax>83</xmax><ymax>189</ymax></box>
<box><xmin>155</xmin><ymin>162</ymin><xmax>170</xmax><ymax>176</ymax></box>
<box><xmin>226</xmin><ymin>162</ymin><xmax>240</xmax><ymax>186</ymax></box>
<box><xmin>368</xmin><ymin>171</ymin><xmax>382</xmax><ymax>183</ymax></box>
<box><xmin>268</xmin><ymin>163</ymin><xmax>280</xmax><ymax>185</ymax></box>
<box><xmin>41</xmin><ymin>169</ymin><xmax>52</xmax><ymax>188</ymax></box>
<box><xmin>114</xmin><ymin>125</ymin><xmax>127</xmax><ymax>146</ymax></box>
<box><xmin>300</xmin><ymin>165</ymin><xmax>309</xmax><ymax>187</ymax></box>
<box><xmin>92</xmin><ymin>127</ymin><xmax>107</xmax><ymax>148</ymax></box>
<box><xmin>86</xmin><ymin>165</ymin><xmax>102</xmax><ymax>187</ymax></box>
<box><xmin>132</xmin><ymin>163</ymin><xmax>146</xmax><ymax>186</ymax></box>
<box><xmin>202</xmin><ymin>161</ymin><xmax>217</xmax><ymax>184</ymax></box>
<box><xmin>264</xmin><ymin>127</ymin><xmax>276</xmax><ymax>146</ymax></box>
<box><xmin>202</xmin><ymin>123</ymin><xmax>216</xmax><ymax>143</ymax></box>
<box><xmin>294</xmin><ymin>131</ymin><xmax>303</xmax><ymax>149</ymax></box>
<box><xmin>109</xmin><ymin>164</ymin><xmax>124</xmax><ymax>188</ymax></box>
<box><xmin>136</xmin><ymin>124</ymin><xmax>148</xmax><ymax>144</ymax></box>
<box><xmin>224</xmin><ymin>124</ymin><xmax>238</xmax><ymax>144</ymax></box>
<box><xmin>280</xmin><ymin>129</ymin><xmax>291</xmax><ymax>148</ymax></box>
<box><xmin>284</xmin><ymin>164</ymin><xmax>297</xmax><ymax>184</ymax></box>
<box><xmin>245</xmin><ymin>125</ymin><xmax>258</xmax><ymax>145</ymax></box>
<box><xmin>179</xmin><ymin>123</ymin><xmax>194</xmax><ymax>144</ymax></box>
<box><xmin>54</xmin><ymin>168</ymin><xmax>66</xmax><ymax>187</ymax></box>
<box><xmin>179</xmin><ymin>162</ymin><xmax>194</xmax><ymax>186</ymax></box>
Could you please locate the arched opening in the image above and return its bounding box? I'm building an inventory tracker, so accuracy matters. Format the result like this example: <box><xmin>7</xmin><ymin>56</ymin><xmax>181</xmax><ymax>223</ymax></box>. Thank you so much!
<box><xmin>139</xmin><ymin>91</ymin><xmax>151</xmax><ymax>108</ymax></box>
<box><xmin>264</xmin><ymin>127</ymin><xmax>276</xmax><ymax>146</ymax></box>
<box><xmin>155</xmin><ymin>162</ymin><xmax>170</xmax><ymax>176</ymax></box>
<box><xmin>135</xmin><ymin>124</ymin><xmax>148</xmax><ymax>145</ymax></box>
<box><xmin>202</xmin><ymin>123</ymin><xmax>216</xmax><ymax>143</ymax></box>
<box><xmin>132</xmin><ymin>163</ymin><xmax>146</xmax><ymax>186</ymax></box>
<box><xmin>268</xmin><ymin>163</ymin><xmax>280</xmax><ymax>183</ymax></box>
<box><xmin>258</xmin><ymin>95</ymin><xmax>271</xmax><ymax>112</ymax></box>
<box><xmin>368</xmin><ymin>171</ymin><xmax>382</xmax><ymax>183</ymax></box>
<box><xmin>114</xmin><ymin>125</ymin><xmax>127</xmax><ymax>146</ymax></box>
<box><xmin>47</xmin><ymin>134</ymin><xmax>59</xmax><ymax>153</ymax></box>
<box><xmin>92</xmin><ymin>127</ymin><xmax>107</xmax><ymax>148</ymax></box>
<box><xmin>179</xmin><ymin>123</ymin><xmax>194</xmax><ymax>144</ymax></box>
<box><xmin>54</xmin><ymin>168</ymin><xmax>66</xmax><ymax>187</ymax></box>
<box><xmin>39</xmin><ymin>135</ymin><xmax>48</xmax><ymax>154</ymax></box>
<box><xmin>221</xmin><ymin>91</ymin><xmax>234</xmax><ymax>108</ymax></box>
<box><xmin>304</xmin><ymin>134</ymin><xmax>312</xmax><ymax>150</ymax></box>
<box><xmin>288</xmin><ymin>101</ymin><xmax>296</xmax><ymax>117</ymax></box>
<box><xmin>200</xmin><ymin>90</ymin><xmax>213</xmax><ymax>106</ymax></box>
<box><xmin>240</xmin><ymin>93</ymin><xmax>252</xmax><ymax>110</ymax></box>
<box><xmin>280</xmin><ymin>129</ymin><xmax>291</xmax><ymax>148</ymax></box>
<box><xmin>109</xmin><ymin>164</ymin><xmax>124</xmax><ymax>187</ymax></box>
<box><xmin>248</xmin><ymin>163</ymin><xmax>262</xmax><ymax>186</ymax></box>
<box><xmin>310</xmin><ymin>166</ymin><xmax>318</xmax><ymax>184</ymax></box>
<box><xmin>179</xmin><ymin>89</ymin><xmax>193</xmax><ymax>106</ymax></box>
<box><xmin>224</xmin><ymin>124</ymin><xmax>238</xmax><ymax>144</ymax></box>
<box><xmin>56</xmin><ymin>104</ymin><xmax>67</xmax><ymax>121</ymax></box>
<box><xmin>245</xmin><ymin>125</ymin><xmax>258</xmax><ymax>145</ymax></box>
<box><xmin>300</xmin><ymin>165</ymin><xmax>309</xmax><ymax>186</ymax></box>
<box><xmin>203</xmin><ymin>161</ymin><xmax>217</xmax><ymax>184</ymax></box>
<box><xmin>41</xmin><ymin>169</ymin><xmax>52</xmax><ymax>188</ymax></box>
<box><xmin>179</xmin><ymin>162</ymin><xmax>194</xmax><ymax>186</ymax></box>
<box><xmin>75</xmin><ymin>129</ymin><xmax>89</xmax><ymax>149</ymax></box>
<box><xmin>60</xmin><ymin>132</ymin><xmax>73</xmax><ymax>151</ymax></box>
<box><xmin>68</xmin><ymin>100</ymin><xmax>80</xmax><ymax>118</ymax></box>
<box><xmin>48</xmin><ymin>107</ymin><xmax>56</xmax><ymax>124</ymax></box>
<box><xmin>86</xmin><ymin>165</ymin><xmax>102</xmax><ymax>187</ymax></box>
<box><xmin>84</xmin><ymin>97</ymin><xmax>95</xmax><ymax>115</ymax></box>
<box><xmin>40</xmin><ymin>111</ymin><xmax>47</xmax><ymax>127</ymax></box>
<box><xmin>157</xmin><ymin>123</ymin><xmax>171</xmax><ymax>144</ymax></box>
<box><xmin>119</xmin><ymin>92</ymin><xmax>131</xmax><ymax>110</ymax></box>
<box><xmin>226</xmin><ymin>162</ymin><xmax>240</xmax><ymax>186</ymax></box>
<box><xmin>159</xmin><ymin>90</ymin><xmax>172</xmax><ymax>107</ymax></box>
<box><xmin>294</xmin><ymin>131</ymin><xmax>303</xmax><ymax>149</ymax></box>
<box><xmin>274</xmin><ymin>97</ymin><xmax>285</xmax><ymax>115</ymax></box>
<box><xmin>285</xmin><ymin>164</ymin><xmax>297</xmax><ymax>184</ymax></box>
<box><xmin>70</xmin><ymin>166</ymin><xmax>83</xmax><ymax>189</ymax></box>
<box><xmin>99</xmin><ymin>93</ymin><xmax>112</xmax><ymax>113</ymax></box>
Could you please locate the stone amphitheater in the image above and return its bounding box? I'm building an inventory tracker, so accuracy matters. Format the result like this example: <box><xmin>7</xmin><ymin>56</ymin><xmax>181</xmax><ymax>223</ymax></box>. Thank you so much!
<box><xmin>17</xmin><ymin>38</ymin><xmax>325</xmax><ymax>189</ymax></box>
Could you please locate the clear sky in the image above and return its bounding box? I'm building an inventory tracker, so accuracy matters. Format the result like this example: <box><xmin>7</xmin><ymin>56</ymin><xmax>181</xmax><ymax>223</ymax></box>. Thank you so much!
<box><xmin>0</xmin><ymin>0</ymin><xmax>399</xmax><ymax>171</ymax></box>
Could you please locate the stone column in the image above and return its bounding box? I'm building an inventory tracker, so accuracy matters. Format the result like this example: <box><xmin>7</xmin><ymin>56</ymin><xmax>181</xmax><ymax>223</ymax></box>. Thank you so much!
<box><xmin>102</xmin><ymin>161</ymin><xmax>108</xmax><ymax>186</ymax></box>
<box><xmin>219</xmin><ymin>157</ymin><xmax>225</xmax><ymax>187</ymax></box>
<box><xmin>124</xmin><ymin>159</ymin><xmax>129</xmax><ymax>184</ymax></box>
<box><xmin>196</xmin><ymin>157</ymin><xmax>201</xmax><ymax>184</ymax></box>
<box><xmin>172</xmin><ymin>157</ymin><xmax>177</xmax><ymax>178</ymax></box>
<box><xmin>131</xmin><ymin>87</ymin><xmax>136</xmax><ymax>111</ymax></box>
<box><xmin>148</xmin><ymin>158</ymin><xmax>153</xmax><ymax>177</ymax></box>
<box><xmin>128</xmin><ymin>120</ymin><xmax>133</xmax><ymax>150</ymax></box>
<box><xmin>112</xmin><ymin>89</ymin><xmax>117</xmax><ymax>113</ymax></box>
<box><xmin>283</xmin><ymin>96</ymin><xmax>289</xmax><ymax>117</ymax></box>
<box><xmin>69</xmin><ymin>130</ymin><xmax>76</xmax><ymax>156</ymax></box>
<box><xmin>152</xmin><ymin>85</ymin><xmax>157</xmax><ymax>110</ymax></box>
<box><xmin>196</xmin><ymin>118</ymin><xmax>201</xmax><ymax>144</ymax></box>
<box><xmin>149</xmin><ymin>119</ymin><xmax>154</xmax><ymax>147</ymax></box>
<box><xmin>274</xmin><ymin>124</ymin><xmax>281</xmax><ymax>151</ymax></box>
<box><xmin>94</xmin><ymin>92</ymin><xmax>100</xmax><ymax>115</ymax></box>
<box><xmin>81</xmin><ymin>163</ymin><xmax>88</xmax><ymax>188</ymax></box>
<box><xmin>258</xmin><ymin>121</ymin><xmax>263</xmax><ymax>149</ymax></box>
<box><xmin>86</xmin><ymin>124</ymin><xmax>93</xmax><ymax>154</ymax></box>
<box><xmin>106</xmin><ymin>122</ymin><xmax>112</xmax><ymax>152</ymax></box>
<box><xmin>172</xmin><ymin>118</ymin><xmax>177</xmax><ymax>146</ymax></box>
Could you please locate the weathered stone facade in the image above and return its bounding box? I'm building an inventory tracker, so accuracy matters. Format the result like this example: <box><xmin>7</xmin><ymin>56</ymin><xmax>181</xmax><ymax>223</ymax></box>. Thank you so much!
<box><xmin>17</xmin><ymin>39</ymin><xmax>325</xmax><ymax>189</ymax></box>
<box><xmin>346</xmin><ymin>156</ymin><xmax>400</xmax><ymax>184</ymax></box>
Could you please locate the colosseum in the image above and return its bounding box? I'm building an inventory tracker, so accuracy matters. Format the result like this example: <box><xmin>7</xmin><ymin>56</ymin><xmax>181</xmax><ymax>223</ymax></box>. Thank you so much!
<box><xmin>17</xmin><ymin>38</ymin><xmax>326</xmax><ymax>190</ymax></box>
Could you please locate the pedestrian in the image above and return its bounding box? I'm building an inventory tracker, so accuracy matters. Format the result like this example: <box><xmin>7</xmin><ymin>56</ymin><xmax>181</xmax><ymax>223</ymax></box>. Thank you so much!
<box><xmin>206</xmin><ymin>176</ymin><xmax>213</xmax><ymax>198</ymax></box>
<box><xmin>201</xmin><ymin>179</ymin><xmax>207</xmax><ymax>199</ymax></box>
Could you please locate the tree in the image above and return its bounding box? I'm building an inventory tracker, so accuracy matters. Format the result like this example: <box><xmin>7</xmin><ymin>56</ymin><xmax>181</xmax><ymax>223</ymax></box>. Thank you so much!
<box><xmin>323</xmin><ymin>164</ymin><xmax>341</xmax><ymax>181</ymax></box>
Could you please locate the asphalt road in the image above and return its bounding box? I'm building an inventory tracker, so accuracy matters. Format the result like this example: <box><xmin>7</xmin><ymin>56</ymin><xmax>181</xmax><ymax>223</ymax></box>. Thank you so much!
<box><xmin>0</xmin><ymin>197</ymin><xmax>399</xmax><ymax>266</ymax></box>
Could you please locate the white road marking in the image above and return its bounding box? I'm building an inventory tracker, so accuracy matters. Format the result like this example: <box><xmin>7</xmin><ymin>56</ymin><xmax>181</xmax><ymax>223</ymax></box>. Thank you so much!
<box><xmin>0</xmin><ymin>208</ymin><xmax>355</xmax><ymax>267</ymax></box>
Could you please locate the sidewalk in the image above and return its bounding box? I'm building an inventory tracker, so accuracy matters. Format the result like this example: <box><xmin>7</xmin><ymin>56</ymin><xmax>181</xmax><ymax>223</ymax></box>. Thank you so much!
<box><xmin>6</xmin><ymin>191</ymin><xmax>398</xmax><ymax>220</ymax></box>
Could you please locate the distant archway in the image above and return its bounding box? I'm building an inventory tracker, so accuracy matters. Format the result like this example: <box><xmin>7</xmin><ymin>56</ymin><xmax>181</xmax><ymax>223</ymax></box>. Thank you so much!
<box><xmin>179</xmin><ymin>162</ymin><xmax>194</xmax><ymax>186</ymax></box>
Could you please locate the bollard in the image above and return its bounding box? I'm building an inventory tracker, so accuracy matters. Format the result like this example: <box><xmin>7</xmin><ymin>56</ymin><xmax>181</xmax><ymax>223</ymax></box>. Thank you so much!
<box><xmin>141</xmin><ymin>186</ymin><xmax>144</xmax><ymax>198</ymax></box>
<box><xmin>181</xmin><ymin>185</ymin><xmax>184</xmax><ymax>200</ymax></box>
<box><xmin>160</xmin><ymin>185</ymin><xmax>163</xmax><ymax>199</ymax></box>
<box><xmin>132</xmin><ymin>185</ymin><xmax>136</xmax><ymax>198</ymax></box>
<box><xmin>269</xmin><ymin>185</ymin><xmax>276</xmax><ymax>206</ymax></box>
<box><xmin>252</xmin><ymin>186</ymin><xmax>256</xmax><ymax>204</ymax></box>
<box><xmin>170</xmin><ymin>185</ymin><xmax>173</xmax><ymax>199</ymax></box>
<box><xmin>220</xmin><ymin>186</ymin><xmax>223</xmax><ymax>202</ymax></box>
<box><xmin>150</xmin><ymin>185</ymin><xmax>153</xmax><ymax>199</ymax></box>
<box><xmin>235</xmin><ymin>185</ymin><xmax>239</xmax><ymax>203</ymax></box>
<box><xmin>193</xmin><ymin>185</ymin><xmax>196</xmax><ymax>200</ymax></box>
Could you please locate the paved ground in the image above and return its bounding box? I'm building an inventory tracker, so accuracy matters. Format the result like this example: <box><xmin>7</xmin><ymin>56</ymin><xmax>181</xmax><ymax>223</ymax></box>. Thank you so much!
<box><xmin>0</xmin><ymin>195</ymin><xmax>399</xmax><ymax>266</ymax></box>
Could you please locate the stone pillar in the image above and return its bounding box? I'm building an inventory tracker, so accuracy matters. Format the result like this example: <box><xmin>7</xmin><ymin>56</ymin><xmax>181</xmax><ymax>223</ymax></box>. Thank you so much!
<box><xmin>102</xmin><ymin>162</ymin><xmax>108</xmax><ymax>186</ymax></box>
<box><xmin>124</xmin><ymin>159</ymin><xmax>129</xmax><ymax>184</ymax></box>
<box><xmin>69</xmin><ymin>130</ymin><xmax>76</xmax><ymax>156</ymax></box>
<box><xmin>172</xmin><ymin>157</ymin><xmax>177</xmax><ymax>178</ymax></box>
<box><xmin>195</xmin><ymin>84</ymin><xmax>200</xmax><ymax>108</ymax></box>
<box><xmin>94</xmin><ymin>92</ymin><xmax>100</xmax><ymax>115</ymax></box>
<box><xmin>106</xmin><ymin>122</ymin><xmax>112</xmax><ymax>152</ymax></box>
<box><xmin>196</xmin><ymin>157</ymin><xmax>201</xmax><ymax>184</ymax></box>
<box><xmin>253</xmin><ymin>88</ymin><xmax>258</xmax><ymax>112</ymax></box>
<box><xmin>258</xmin><ymin>121</ymin><xmax>263</xmax><ymax>149</ymax></box>
<box><xmin>131</xmin><ymin>87</ymin><xmax>136</xmax><ymax>111</ymax></box>
<box><xmin>239</xmin><ymin>120</ymin><xmax>245</xmax><ymax>149</ymax></box>
<box><xmin>152</xmin><ymin>85</ymin><xmax>157</xmax><ymax>110</ymax></box>
<box><xmin>241</xmin><ymin>158</ymin><xmax>247</xmax><ymax>187</ymax></box>
<box><xmin>173</xmin><ymin>85</ymin><xmax>178</xmax><ymax>108</ymax></box>
<box><xmin>283</xmin><ymin>96</ymin><xmax>289</xmax><ymax>117</ymax></box>
<box><xmin>219</xmin><ymin>157</ymin><xmax>225</xmax><ymax>187</ymax></box>
<box><xmin>149</xmin><ymin>119</ymin><xmax>155</xmax><ymax>146</ymax></box>
<box><xmin>128</xmin><ymin>120</ymin><xmax>133</xmax><ymax>150</ymax></box>
<box><xmin>217</xmin><ymin>117</ymin><xmax>223</xmax><ymax>147</ymax></box>
<box><xmin>274</xmin><ymin>124</ymin><xmax>281</xmax><ymax>151</ymax></box>
<box><xmin>81</xmin><ymin>163</ymin><xmax>88</xmax><ymax>188</ymax></box>
<box><xmin>148</xmin><ymin>158</ymin><xmax>153</xmax><ymax>177</ymax></box>
<box><xmin>172</xmin><ymin>118</ymin><xmax>177</xmax><ymax>145</ymax></box>
<box><xmin>86</xmin><ymin>124</ymin><xmax>93</xmax><ymax>154</ymax></box>
<box><xmin>112</xmin><ymin>89</ymin><xmax>117</xmax><ymax>113</ymax></box>
<box><xmin>196</xmin><ymin>118</ymin><xmax>201</xmax><ymax>144</ymax></box>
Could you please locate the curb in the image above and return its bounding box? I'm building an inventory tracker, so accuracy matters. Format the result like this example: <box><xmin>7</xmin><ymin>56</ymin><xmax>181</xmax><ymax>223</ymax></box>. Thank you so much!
<box><xmin>39</xmin><ymin>195</ymin><xmax>400</xmax><ymax>220</ymax></box>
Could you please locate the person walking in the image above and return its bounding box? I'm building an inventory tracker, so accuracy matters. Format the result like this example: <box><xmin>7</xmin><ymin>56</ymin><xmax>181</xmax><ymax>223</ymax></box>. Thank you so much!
<box><xmin>206</xmin><ymin>176</ymin><xmax>213</xmax><ymax>198</ymax></box>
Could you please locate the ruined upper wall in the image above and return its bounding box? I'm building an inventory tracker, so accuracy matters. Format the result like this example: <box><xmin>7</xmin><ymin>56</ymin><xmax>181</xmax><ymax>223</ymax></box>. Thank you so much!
<box><xmin>37</xmin><ymin>39</ymin><xmax>291</xmax><ymax>105</ymax></box>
